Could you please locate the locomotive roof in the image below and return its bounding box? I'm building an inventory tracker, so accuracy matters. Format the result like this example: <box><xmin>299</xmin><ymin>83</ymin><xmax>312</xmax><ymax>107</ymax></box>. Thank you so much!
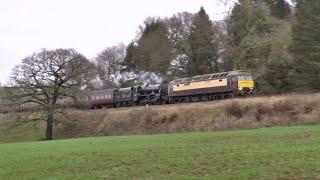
<box><xmin>171</xmin><ymin>70</ymin><xmax>251</xmax><ymax>84</ymax></box>
<box><xmin>139</xmin><ymin>84</ymin><xmax>161</xmax><ymax>90</ymax></box>
<box><xmin>117</xmin><ymin>87</ymin><xmax>133</xmax><ymax>92</ymax></box>
<box><xmin>88</xmin><ymin>89</ymin><xmax>115</xmax><ymax>94</ymax></box>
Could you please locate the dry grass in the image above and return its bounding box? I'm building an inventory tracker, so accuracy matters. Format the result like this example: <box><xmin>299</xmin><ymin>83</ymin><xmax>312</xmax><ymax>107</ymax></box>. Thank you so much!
<box><xmin>1</xmin><ymin>93</ymin><xmax>320</xmax><ymax>141</ymax></box>
<box><xmin>57</xmin><ymin>93</ymin><xmax>320</xmax><ymax>138</ymax></box>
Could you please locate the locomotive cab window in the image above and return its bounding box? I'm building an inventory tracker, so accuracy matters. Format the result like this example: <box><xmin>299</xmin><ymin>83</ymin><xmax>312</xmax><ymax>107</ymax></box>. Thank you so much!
<box><xmin>238</xmin><ymin>75</ymin><xmax>252</xmax><ymax>81</ymax></box>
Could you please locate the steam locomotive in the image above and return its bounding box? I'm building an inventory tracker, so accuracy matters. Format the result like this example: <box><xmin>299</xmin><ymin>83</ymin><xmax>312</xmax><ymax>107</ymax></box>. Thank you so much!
<box><xmin>0</xmin><ymin>70</ymin><xmax>254</xmax><ymax>112</ymax></box>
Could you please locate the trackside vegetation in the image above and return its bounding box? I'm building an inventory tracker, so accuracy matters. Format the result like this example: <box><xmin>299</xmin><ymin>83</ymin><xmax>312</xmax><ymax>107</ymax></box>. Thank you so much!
<box><xmin>1</xmin><ymin>125</ymin><xmax>320</xmax><ymax>179</ymax></box>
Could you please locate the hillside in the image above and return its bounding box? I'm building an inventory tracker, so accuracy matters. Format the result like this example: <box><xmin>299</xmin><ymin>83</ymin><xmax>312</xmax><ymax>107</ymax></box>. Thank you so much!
<box><xmin>1</xmin><ymin>125</ymin><xmax>320</xmax><ymax>179</ymax></box>
<box><xmin>0</xmin><ymin>93</ymin><xmax>320</xmax><ymax>142</ymax></box>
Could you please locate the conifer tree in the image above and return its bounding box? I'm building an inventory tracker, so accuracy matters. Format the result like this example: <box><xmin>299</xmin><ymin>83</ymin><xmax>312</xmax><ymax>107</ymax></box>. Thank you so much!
<box><xmin>122</xmin><ymin>42</ymin><xmax>137</xmax><ymax>72</ymax></box>
<box><xmin>290</xmin><ymin>0</ymin><xmax>320</xmax><ymax>90</ymax></box>
<box><xmin>187</xmin><ymin>7</ymin><xmax>219</xmax><ymax>76</ymax></box>
<box><xmin>124</xmin><ymin>18</ymin><xmax>172</xmax><ymax>77</ymax></box>
<box><xmin>264</xmin><ymin>0</ymin><xmax>291</xmax><ymax>19</ymax></box>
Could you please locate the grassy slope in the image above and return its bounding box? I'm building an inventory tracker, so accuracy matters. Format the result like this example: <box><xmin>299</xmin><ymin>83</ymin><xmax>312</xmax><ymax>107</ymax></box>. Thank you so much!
<box><xmin>1</xmin><ymin>125</ymin><xmax>320</xmax><ymax>179</ymax></box>
<box><xmin>1</xmin><ymin>93</ymin><xmax>320</xmax><ymax>143</ymax></box>
<box><xmin>0</xmin><ymin>114</ymin><xmax>42</xmax><ymax>143</ymax></box>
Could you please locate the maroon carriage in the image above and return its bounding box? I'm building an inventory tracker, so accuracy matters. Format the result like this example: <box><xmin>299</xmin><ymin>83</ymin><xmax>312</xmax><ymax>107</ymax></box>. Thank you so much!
<box><xmin>87</xmin><ymin>89</ymin><xmax>115</xmax><ymax>108</ymax></box>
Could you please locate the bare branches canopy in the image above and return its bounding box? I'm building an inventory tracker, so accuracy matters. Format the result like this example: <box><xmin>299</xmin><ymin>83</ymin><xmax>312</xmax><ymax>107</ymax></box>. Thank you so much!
<box><xmin>10</xmin><ymin>48</ymin><xmax>94</xmax><ymax>140</ymax></box>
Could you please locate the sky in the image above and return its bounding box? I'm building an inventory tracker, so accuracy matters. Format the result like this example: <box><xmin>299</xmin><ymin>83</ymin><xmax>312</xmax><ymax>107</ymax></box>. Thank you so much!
<box><xmin>0</xmin><ymin>0</ymin><xmax>239</xmax><ymax>85</ymax></box>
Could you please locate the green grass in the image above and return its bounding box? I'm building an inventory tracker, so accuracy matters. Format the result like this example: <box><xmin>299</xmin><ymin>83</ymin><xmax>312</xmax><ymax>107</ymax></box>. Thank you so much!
<box><xmin>1</xmin><ymin>125</ymin><xmax>320</xmax><ymax>179</ymax></box>
<box><xmin>0</xmin><ymin>121</ymin><xmax>42</xmax><ymax>143</ymax></box>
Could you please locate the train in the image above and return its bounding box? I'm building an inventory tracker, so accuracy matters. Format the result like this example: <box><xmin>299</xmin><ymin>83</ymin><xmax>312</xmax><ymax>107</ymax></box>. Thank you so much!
<box><xmin>0</xmin><ymin>70</ymin><xmax>254</xmax><ymax>112</ymax></box>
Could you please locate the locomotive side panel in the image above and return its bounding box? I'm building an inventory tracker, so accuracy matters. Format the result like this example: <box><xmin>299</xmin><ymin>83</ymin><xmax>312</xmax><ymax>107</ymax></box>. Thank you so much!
<box><xmin>137</xmin><ymin>84</ymin><xmax>165</xmax><ymax>105</ymax></box>
<box><xmin>114</xmin><ymin>88</ymin><xmax>133</xmax><ymax>103</ymax></box>
<box><xmin>170</xmin><ymin>78</ymin><xmax>228</xmax><ymax>97</ymax></box>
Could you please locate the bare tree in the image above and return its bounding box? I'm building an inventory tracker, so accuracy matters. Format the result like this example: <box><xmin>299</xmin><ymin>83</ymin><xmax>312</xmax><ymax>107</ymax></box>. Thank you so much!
<box><xmin>166</xmin><ymin>12</ymin><xmax>194</xmax><ymax>77</ymax></box>
<box><xmin>10</xmin><ymin>49</ymin><xmax>94</xmax><ymax>140</ymax></box>
<box><xmin>96</xmin><ymin>43</ymin><xmax>126</xmax><ymax>88</ymax></box>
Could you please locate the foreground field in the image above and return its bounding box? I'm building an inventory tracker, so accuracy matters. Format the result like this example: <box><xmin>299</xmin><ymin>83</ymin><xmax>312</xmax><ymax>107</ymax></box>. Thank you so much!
<box><xmin>1</xmin><ymin>125</ymin><xmax>320</xmax><ymax>179</ymax></box>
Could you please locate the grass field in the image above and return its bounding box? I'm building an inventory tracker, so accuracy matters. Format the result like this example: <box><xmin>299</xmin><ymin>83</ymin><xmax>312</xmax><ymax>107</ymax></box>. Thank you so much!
<box><xmin>1</xmin><ymin>125</ymin><xmax>320</xmax><ymax>179</ymax></box>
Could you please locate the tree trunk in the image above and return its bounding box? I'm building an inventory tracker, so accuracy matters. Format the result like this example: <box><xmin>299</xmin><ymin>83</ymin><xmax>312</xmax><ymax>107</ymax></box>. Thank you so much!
<box><xmin>45</xmin><ymin>108</ymin><xmax>54</xmax><ymax>140</ymax></box>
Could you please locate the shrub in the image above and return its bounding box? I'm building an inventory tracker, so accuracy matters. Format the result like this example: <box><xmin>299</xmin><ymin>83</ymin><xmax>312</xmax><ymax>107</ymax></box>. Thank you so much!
<box><xmin>304</xmin><ymin>105</ymin><xmax>313</xmax><ymax>114</ymax></box>
<box><xmin>273</xmin><ymin>100</ymin><xmax>295</xmax><ymax>113</ymax></box>
<box><xmin>225</xmin><ymin>101</ymin><xmax>243</xmax><ymax>119</ymax></box>
<box><xmin>168</xmin><ymin>112</ymin><xmax>178</xmax><ymax>123</ymax></box>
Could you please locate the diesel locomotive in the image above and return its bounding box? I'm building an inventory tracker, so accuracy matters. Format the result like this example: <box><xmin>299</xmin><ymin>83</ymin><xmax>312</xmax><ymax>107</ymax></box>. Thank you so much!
<box><xmin>168</xmin><ymin>70</ymin><xmax>254</xmax><ymax>103</ymax></box>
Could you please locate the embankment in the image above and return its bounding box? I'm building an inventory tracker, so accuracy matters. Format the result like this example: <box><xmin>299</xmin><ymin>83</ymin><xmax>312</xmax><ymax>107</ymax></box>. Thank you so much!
<box><xmin>1</xmin><ymin>93</ymin><xmax>319</xmax><ymax>142</ymax></box>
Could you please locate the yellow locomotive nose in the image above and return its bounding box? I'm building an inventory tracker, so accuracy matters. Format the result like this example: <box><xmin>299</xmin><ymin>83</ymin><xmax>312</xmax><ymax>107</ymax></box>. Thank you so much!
<box><xmin>238</xmin><ymin>80</ymin><xmax>254</xmax><ymax>89</ymax></box>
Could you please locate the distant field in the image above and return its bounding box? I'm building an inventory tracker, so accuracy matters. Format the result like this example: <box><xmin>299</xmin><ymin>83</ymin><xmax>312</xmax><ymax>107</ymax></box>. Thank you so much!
<box><xmin>1</xmin><ymin>125</ymin><xmax>320</xmax><ymax>179</ymax></box>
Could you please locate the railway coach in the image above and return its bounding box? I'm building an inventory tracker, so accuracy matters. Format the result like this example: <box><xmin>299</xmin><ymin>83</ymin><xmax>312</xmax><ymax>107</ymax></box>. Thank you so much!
<box><xmin>87</xmin><ymin>89</ymin><xmax>116</xmax><ymax>108</ymax></box>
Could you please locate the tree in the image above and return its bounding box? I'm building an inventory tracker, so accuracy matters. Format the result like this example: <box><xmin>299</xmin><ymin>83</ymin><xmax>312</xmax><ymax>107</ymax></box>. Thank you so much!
<box><xmin>166</xmin><ymin>12</ymin><xmax>194</xmax><ymax>77</ymax></box>
<box><xmin>122</xmin><ymin>42</ymin><xmax>137</xmax><ymax>72</ymax></box>
<box><xmin>290</xmin><ymin>0</ymin><xmax>320</xmax><ymax>91</ymax></box>
<box><xmin>131</xmin><ymin>18</ymin><xmax>173</xmax><ymax>77</ymax></box>
<box><xmin>10</xmin><ymin>49</ymin><xmax>94</xmax><ymax>140</ymax></box>
<box><xmin>166</xmin><ymin>8</ymin><xmax>221</xmax><ymax>77</ymax></box>
<box><xmin>186</xmin><ymin>7</ymin><xmax>220</xmax><ymax>76</ymax></box>
<box><xmin>226</xmin><ymin>0</ymin><xmax>273</xmax><ymax>76</ymax></box>
<box><xmin>264</xmin><ymin>0</ymin><xmax>291</xmax><ymax>19</ymax></box>
<box><xmin>96</xmin><ymin>44</ymin><xmax>126</xmax><ymax>88</ymax></box>
<box><xmin>121</xmin><ymin>17</ymin><xmax>173</xmax><ymax>83</ymax></box>
<box><xmin>257</xmin><ymin>17</ymin><xmax>293</xmax><ymax>94</ymax></box>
